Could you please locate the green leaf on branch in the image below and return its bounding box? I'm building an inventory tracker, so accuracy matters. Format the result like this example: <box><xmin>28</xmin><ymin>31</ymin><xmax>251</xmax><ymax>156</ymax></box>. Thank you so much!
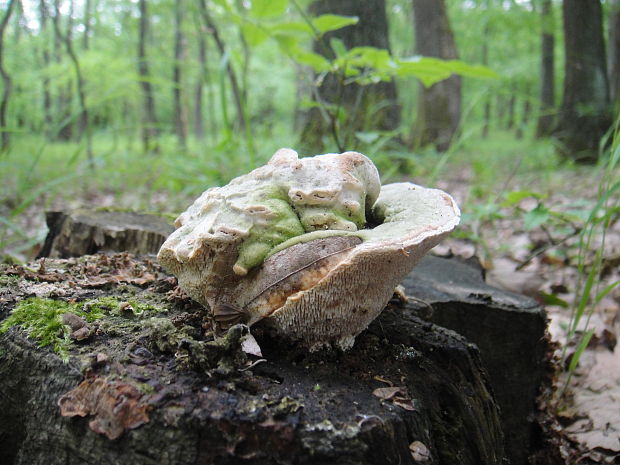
<box><xmin>250</xmin><ymin>0</ymin><xmax>288</xmax><ymax>19</ymax></box>
<box><xmin>241</xmin><ymin>23</ymin><xmax>269</xmax><ymax>46</ymax></box>
<box><xmin>312</xmin><ymin>14</ymin><xmax>358</xmax><ymax>35</ymax></box>
<box><xmin>445</xmin><ymin>60</ymin><xmax>499</xmax><ymax>79</ymax></box>
<box><xmin>523</xmin><ymin>205</ymin><xmax>550</xmax><ymax>230</ymax></box>
<box><xmin>330</xmin><ymin>38</ymin><xmax>347</xmax><ymax>58</ymax></box>
<box><xmin>503</xmin><ymin>190</ymin><xmax>545</xmax><ymax>206</ymax></box>
<box><xmin>269</xmin><ymin>21</ymin><xmax>313</xmax><ymax>35</ymax></box>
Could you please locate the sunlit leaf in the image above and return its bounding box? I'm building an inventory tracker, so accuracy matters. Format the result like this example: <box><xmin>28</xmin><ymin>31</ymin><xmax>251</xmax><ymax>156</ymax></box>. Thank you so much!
<box><xmin>250</xmin><ymin>0</ymin><xmax>288</xmax><ymax>19</ymax></box>
<box><xmin>445</xmin><ymin>60</ymin><xmax>499</xmax><ymax>79</ymax></box>
<box><xmin>330</xmin><ymin>38</ymin><xmax>347</xmax><ymax>58</ymax></box>
<box><xmin>269</xmin><ymin>21</ymin><xmax>312</xmax><ymax>35</ymax></box>
<box><xmin>312</xmin><ymin>14</ymin><xmax>358</xmax><ymax>34</ymax></box>
<box><xmin>241</xmin><ymin>23</ymin><xmax>269</xmax><ymax>46</ymax></box>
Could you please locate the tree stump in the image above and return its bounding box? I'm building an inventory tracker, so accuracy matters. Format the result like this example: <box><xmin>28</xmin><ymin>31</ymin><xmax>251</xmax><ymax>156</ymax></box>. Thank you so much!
<box><xmin>0</xmin><ymin>253</ymin><xmax>505</xmax><ymax>465</ymax></box>
<box><xmin>402</xmin><ymin>256</ymin><xmax>549</xmax><ymax>465</ymax></box>
<box><xmin>38</xmin><ymin>210</ymin><xmax>174</xmax><ymax>258</ymax></box>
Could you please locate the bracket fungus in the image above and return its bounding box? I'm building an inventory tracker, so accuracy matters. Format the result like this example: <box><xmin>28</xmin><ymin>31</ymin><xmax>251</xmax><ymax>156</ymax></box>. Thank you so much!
<box><xmin>158</xmin><ymin>149</ymin><xmax>460</xmax><ymax>350</ymax></box>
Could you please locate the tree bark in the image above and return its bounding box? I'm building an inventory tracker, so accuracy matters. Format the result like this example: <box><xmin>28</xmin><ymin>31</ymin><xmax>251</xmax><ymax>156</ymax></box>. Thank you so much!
<box><xmin>299</xmin><ymin>0</ymin><xmax>400</xmax><ymax>153</ymax></box>
<box><xmin>609</xmin><ymin>0</ymin><xmax>620</xmax><ymax>104</ymax></box>
<box><xmin>553</xmin><ymin>0</ymin><xmax>611</xmax><ymax>162</ymax></box>
<box><xmin>173</xmin><ymin>0</ymin><xmax>187</xmax><ymax>149</ymax></box>
<box><xmin>0</xmin><ymin>0</ymin><xmax>17</xmax><ymax>151</ymax></box>
<box><xmin>137</xmin><ymin>0</ymin><xmax>159</xmax><ymax>153</ymax></box>
<box><xmin>411</xmin><ymin>0</ymin><xmax>461</xmax><ymax>152</ymax></box>
<box><xmin>535</xmin><ymin>0</ymin><xmax>555</xmax><ymax>137</ymax></box>
<box><xmin>0</xmin><ymin>253</ymin><xmax>508</xmax><ymax>465</ymax></box>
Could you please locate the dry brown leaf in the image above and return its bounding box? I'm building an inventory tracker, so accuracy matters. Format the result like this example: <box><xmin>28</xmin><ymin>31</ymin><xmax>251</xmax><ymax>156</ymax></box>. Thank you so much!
<box><xmin>58</xmin><ymin>376</ymin><xmax>150</xmax><ymax>440</ymax></box>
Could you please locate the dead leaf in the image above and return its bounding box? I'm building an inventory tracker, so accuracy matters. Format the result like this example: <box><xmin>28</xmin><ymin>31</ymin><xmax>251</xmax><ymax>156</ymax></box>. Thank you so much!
<box><xmin>241</xmin><ymin>332</ymin><xmax>263</xmax><ymax>357</ymax></box>
<box><xmin>372</xmin><ymin>386</ymin><xmax>416</xmax><ymax>411</ymax></box>
<box><xmin>372</xmin><ymin>386</ymin><xmax>403</xmax><ymax>401</ymax></box>
<box><xmin>409</xmin><ymin>440</ymin><xmax>432</xmax><ymax>462</ymax></box>
<box><xmin>58</xmin><ymin>376</ymin><xmax>150</xmax><ymax>440</ymax></box>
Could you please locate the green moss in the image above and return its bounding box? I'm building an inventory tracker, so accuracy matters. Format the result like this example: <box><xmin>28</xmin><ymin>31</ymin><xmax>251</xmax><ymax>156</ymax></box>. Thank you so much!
<box><xmin>0</xmin><ymin>297</ymin><xmax>164</xmax><ymax>362</ymax></box>
<box><xmin>0</xmin><ymin>298</ymin><xmax>103</xmax><ymax>362</ymax></box>
<box><xmin>84</xmin><ymin>296</ymin><xmax>162</xmax><ymax>317</ymax></box>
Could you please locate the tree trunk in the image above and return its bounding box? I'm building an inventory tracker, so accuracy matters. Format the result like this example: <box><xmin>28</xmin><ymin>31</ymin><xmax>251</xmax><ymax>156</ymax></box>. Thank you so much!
<box><xmin>0</xmin><ymin>0</ymin><xmax>17</xmax><ymax>151</ymax></box>
<box><xmin>38</xmin><ymin>0</ymin><xmax>53</xmax><ymax>136</ymax></box>
<box><xmin>197</xmin><ymin>0</ymin><xmax>247</xmax><ymax>135</ymax></box>
<box><xmin>481</xmin><ymin>4</ymin><xmax>491</xmax><ymax>139</ymax></box>
<box><xmin>411</xmin><ymin>0</ymin><xmax>461</xmax><ymax>152</ymax></box>
<box><xmin>516</xmin><ymin>88</ymin><xmax>532</xmax><ymax>139</ymax></box>
<box><xmin>609</xmin><ymin>0</ymin><xmax>620</xmax><ymax>104</ymax></box>
<box><xmin>193</xmin><ymin>17</ymin><xmax>207</xmax><ymax>141</ymax></box>
<box><xmin>535</xmin><ymin>0</ymin><xmax>555</xmax><ymax>137</ymax></box>
<box><xmin>506</xmin><ymin>90</ymin><xmax>515</xmax><ymax>130</ymax></box>
<box><xmin>52</xmin><ymin>0</ymin><xmax>94</xmax><ymax>167</ymax></box>
<box><xmin>83</xmin><ymin>0</ymin><xmax>91</xmax><ymax>50</ymax></box>
<box><xmin>299</xmin><ymin>0</ymin><xmax>400</xmax><ymax>154</ymax></box>
<box><xmin>137</xmin><ymin>0</ymin><xmax>159</xmax><ymax>153</ymax></box>
<box><xmin>553</xmin><ymin>0</ymin><xmax>611</xmax><ymax>162</ymax></box>
<box><xmin>173</xmin><ymin>0</ymin><xmax>187</xmax><ymax>150</ymax></box>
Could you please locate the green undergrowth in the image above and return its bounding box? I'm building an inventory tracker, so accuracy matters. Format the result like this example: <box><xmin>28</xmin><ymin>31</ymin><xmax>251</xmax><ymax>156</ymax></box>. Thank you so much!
<box><xmin>0</xmin><ymin>296</ymin><xmax>163</xmax><ymax>362</ymax></box>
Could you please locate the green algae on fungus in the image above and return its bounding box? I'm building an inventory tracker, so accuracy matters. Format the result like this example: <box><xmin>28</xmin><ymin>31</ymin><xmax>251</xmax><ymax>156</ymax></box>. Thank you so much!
<box><xmin>0</xmin><ymin>297</ymin><xmax>164</xmax><ymax>362</ymax></box>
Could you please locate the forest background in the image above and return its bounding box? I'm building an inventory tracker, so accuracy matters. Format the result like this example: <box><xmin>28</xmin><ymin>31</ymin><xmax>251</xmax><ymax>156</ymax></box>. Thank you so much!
<box><xmin>0</xmin><ymin>0</ymin><xmax>619</xmax><ymax>458</ymax></box>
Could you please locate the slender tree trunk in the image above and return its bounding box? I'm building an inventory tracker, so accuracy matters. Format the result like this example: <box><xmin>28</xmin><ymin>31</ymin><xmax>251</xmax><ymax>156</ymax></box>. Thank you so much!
<box><xmin>506</xmin><ymin>88</ymin><xmax>516</xmax><ymax>130</ymax></box>
<box><xmin>553</xmin><ymin>0</ymin><xmax>611</xmax><ymax>162</ymax></box>
<box><xmin>83</xmin><ymin>0</ymin><xmax>91</xmax><ymax>50</ymax></box>
<box><xmin>535</xmin><ymin>0</ymin><xmax>555</xmax><ymax>137</ymax></box>
<box><xmin>411</xmin><ymin>0</ymin><xmax>461</xmax><ymax>152</ymax></box>
<box><xmin>609</xmin><ymin>0</ymin><xmax>620</xmax><ymax>104</ymax></box>
<box><xmin>299</xmin><ymin>0</ymin><xmax>400</xmax><ymax>153</ymax></box>
<box><xmin>193</xmin><ymin>17</ymin><xmax>206</xmax><ymax>140</ymax></box>
<box><xmin>51</xmin><ymin>0</ymin><xmax>93</xmax><ymax>166</ymax></box>
<box><xmin>51</xmin><ymin>0</ymin><xmax>72</xmax><ymax>141</ymax></box>
<box><xmin>197</xmin><ymin>0</ymin><xmax>247</xmax><ymax>134</ymax></box>
<box><xmin>0</xmin><ymin>0</ymin><xmax>17</xmax><ymax>151</ymax></box>
<box><xmin>137</xmin><ymin>0</ymin><xmax>159</xmax><ymax>153</ymax></box>
<box><xmin>173</xmin><ymin>0</ymin><xmax>187</xmax><ymax>149</ymax></box>
<box><xmin>481</xmin><ymin>2</ymin><xmax>491</xmax><ymax>139</ymax></box>
<box><xmin>516</xmin><ymin>85</ymin><xmax>532</xmax><ymax>139</ymax></box>
<box><xmin>39</xmin><ymin>0</ymin><xmax>53</xmax><ymax>136</ymax></box>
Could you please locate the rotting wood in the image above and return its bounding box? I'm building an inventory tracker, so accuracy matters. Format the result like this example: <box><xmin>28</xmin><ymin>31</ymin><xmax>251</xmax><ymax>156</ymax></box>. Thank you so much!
<box><xmin>0</xmin><ymin>253</ymin><xmax>505</xmax><ymax>465</ymax></box>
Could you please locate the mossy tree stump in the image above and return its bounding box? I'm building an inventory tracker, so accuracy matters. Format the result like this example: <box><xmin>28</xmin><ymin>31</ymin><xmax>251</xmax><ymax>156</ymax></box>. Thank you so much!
<box><xmin>0</xmin><ymin>253</ymin><xmax>506</xmax><ymax>465</ymax></box>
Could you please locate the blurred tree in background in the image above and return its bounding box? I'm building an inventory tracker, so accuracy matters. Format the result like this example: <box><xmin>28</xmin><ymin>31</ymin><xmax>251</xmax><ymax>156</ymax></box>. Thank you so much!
<box><xmin>0</xmin><ymin>0</ymin><xmax>617</xmax><ymax>174</ymax></box>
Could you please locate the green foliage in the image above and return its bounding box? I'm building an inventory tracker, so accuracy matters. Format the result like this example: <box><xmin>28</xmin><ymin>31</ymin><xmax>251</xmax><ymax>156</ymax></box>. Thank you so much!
<box><xmin>561</xmin><ymin>119</ymin><xmax>620</xmax><ymax>382</ymax></box>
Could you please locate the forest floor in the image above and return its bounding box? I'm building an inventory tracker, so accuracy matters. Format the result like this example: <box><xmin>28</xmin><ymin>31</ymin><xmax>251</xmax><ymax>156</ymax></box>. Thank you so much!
<box><xmin>1</xmin><ymin>133</ymin><xmax>619</xmax><ymax>463</ymax></box>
